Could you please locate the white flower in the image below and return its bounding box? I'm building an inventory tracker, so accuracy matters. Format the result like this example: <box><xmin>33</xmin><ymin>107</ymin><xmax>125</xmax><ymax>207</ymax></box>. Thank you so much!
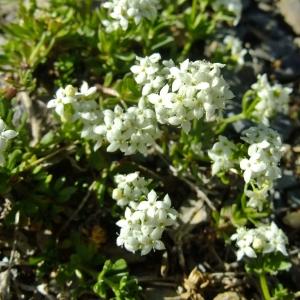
<box><xmin>212</xmin><ymin>0</ymin><xmax>242</xmax><ymax>25</ymax></box>
<box><xmin>116</xmin><ymin>190</ymin><xmax>177</xmax><ymax>255</ymax></box>
<box><xmin>231</xmin><ymin>223</ymin><xmax>289</xmax><ymax>261</ymax></box>
<box><xmin>262</xmin><ymin>222</ymin><xmax>288</xmax><ymax>256</ymax></box>
<box><xmin>47</xmin><ymin>85</ymin><xmax>78</xmax><ymax>121</ymax></box>
<box><xmin>103</xmin><ymin>0</ymin><xmax>160</xmax><ymax>32</ymax></box>
<box><xmin>76</xmin><ymin>81</ymin><xmax>97</xmax><ymax>99</ymax></box>
<box><xmin>208</xmin><ymin>136</ymin><xmax>237</xmax><ymax>175</ymax></box>
<box><xmin>223</xmin><ymin>35</ymin><xmax>247</xmax><ymax>67</ymax></box>
<box><xmin>0</xmin><ymin>119</ymin><xmax>18</xmax><ymax>166</ymax></box>
<box><xmin>245</xmin><ymin>186</ymin><xmax>269</xmax><ymax>212</ymax></box>
<box><xmin>231</xmin><ymin>227</ymin><xmax>256</xmax><ymax>260</ymax></box>
<box><xmin>250</xmin><ymin>74</ymin><xmax>292</xmax><ymax>125</ymax></box>
<box><xmin>112</xmin><ymin>172</ymin><xmax>151</xmax><ymax>207</ymax></box>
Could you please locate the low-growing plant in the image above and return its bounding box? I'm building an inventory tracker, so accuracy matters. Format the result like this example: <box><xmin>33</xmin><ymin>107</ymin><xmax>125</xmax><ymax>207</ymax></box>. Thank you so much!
<box><xmin>0</xmin><ymin>0</ymin><xmax>298</xmax><ymax>299</ymax></box>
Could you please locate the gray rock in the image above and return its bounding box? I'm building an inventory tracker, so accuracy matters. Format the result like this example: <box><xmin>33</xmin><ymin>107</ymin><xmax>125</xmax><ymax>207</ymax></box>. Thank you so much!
<box><xmin>278</xmin><ymin>0</ymin><xmax>300</xmax><ymax>35</ymax></box>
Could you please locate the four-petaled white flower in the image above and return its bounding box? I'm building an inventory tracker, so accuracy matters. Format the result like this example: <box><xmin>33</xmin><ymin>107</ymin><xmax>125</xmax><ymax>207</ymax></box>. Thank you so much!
<box><xmin>245</xmin><ymin>186</ymin><xmax>269</xmax><ymax>212</ymax></box>
<box><xmin>47</xmin><ymin>85</ymin><xmax>77</xmax><ymax>121</ymax></box>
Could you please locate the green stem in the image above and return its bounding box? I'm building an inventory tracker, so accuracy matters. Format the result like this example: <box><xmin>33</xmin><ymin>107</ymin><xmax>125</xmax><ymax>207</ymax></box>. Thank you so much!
<box><xmin>216</xmin><ymin>113</ymin><xmax>245</xmax><ymax>134</ymax></box>
<box><xmin>259</xmin><ymin>272</ymin><xmax>272</xmax><ymax>300</ymax></box>
<box><xmin>180</xmin><ymin>38</ymin><xmax>193</xmax><ymax>60</ymax></box>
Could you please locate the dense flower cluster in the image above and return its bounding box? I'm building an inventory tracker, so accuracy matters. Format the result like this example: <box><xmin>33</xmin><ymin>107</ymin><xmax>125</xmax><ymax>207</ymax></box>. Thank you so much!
<box><xmin>130</xmin><ymin>53</ymin><xmax>164</xmax><ymax>96</ymax></box>
<box><xmin>208</xmin><ymin>135</ymin><xmax>237</xmax><ymax>175</ymax></box>
<box><xmin>94</xmin><ymin>100</ymin><xmax>160</xmax><ymax>155</ymax></box>
<box><xmin>231</xmin><ymin>222</ymin><xmax>289</xmax><ymax>261</ymax></box>
<box><xmin>240</xmin><ymin>125</ymin><xmax>282</xmax><ymax>186</ymax></box>
<box><xmin>102</xmin><ymin>0</ymin><xmax>160</xmax><ymax>32</ymax></box>
<box><xmin>48</xmin><ymin>83</ymin><xmax>160</xmax><ymax>155</ymax></box>
<box><xmin>116</xmin><ymin>190</ymin><xmax>177</xmax><ymax>255</ymax></box>
<box><xmin>223</xmin><ymin>35</ymin><xmax>247</xmax><ymax>67</ymax></box>
<box><xmin>132</xmin><ymin>54</ymin><xmax>234</xmax><ymax>132</ymax></box>
<box><xmin>240</xmin><ymin>125</ymin><xmax>283</xmax><ymax>211</ymax></box>
<box><xmin>112</xmin><ymin>172</ymin><xmax>151</xmax><ymax>207</ymax></box>
<box><xmin>212</xmin><ymin>0</ymin><xmax>242</xmax><ymax>25</ymax></box>
<box><xmin>250</xmin><ymin>74</ymin><xmax>292</xmax><ymax>125</ymax></box>
<box><xmin>208</xmin><ymin>126</ymin><xmax>283</xmax><ymax>211</ymax></box>
<box><xmin>0</xmin><ymin>119</ymin><xmax>18</xmax><ymax>166</ymax></box>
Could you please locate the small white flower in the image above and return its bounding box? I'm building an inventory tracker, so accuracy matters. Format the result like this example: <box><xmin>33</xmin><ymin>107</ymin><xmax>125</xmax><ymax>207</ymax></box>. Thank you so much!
<box><xmin>231</xmin><ymin>227</ymin><xmax>256</xmax><ymax>260</ymax></box>
<box><xmin>262</xmin><ymin>222</ymin><xmax>289</xmax><ymax>256</ymax></box>
<box><xmin>245</xmin><ymin>186</ymin><xmax>269</xmax><ymax>211</ymax></box>
<box><xmin>77</xmin><ymin>81</ymin><xmax>97</xmax><ymax>99</ymax></box>
<box><xmin>47</xmin><ymin>85</ymin><xmax>78</xmax><ymax>121</ymax></box>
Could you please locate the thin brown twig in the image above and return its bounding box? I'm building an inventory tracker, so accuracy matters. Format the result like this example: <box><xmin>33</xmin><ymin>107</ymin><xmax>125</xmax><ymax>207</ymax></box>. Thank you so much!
<box><xmin>96</xmin><ymin>84</ymin><xmax>120</xmax><ymax>97</ymax></box>
<box><xmin>57</xmin><ymin>183</ymin><xmax>95</xmax><ymax>237</ymax></box>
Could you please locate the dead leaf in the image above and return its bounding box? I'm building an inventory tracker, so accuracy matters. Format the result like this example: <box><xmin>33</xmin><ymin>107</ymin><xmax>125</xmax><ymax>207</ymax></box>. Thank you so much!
<box><xmin>179</xmin><ymin>199</ymin><xmax>207</xmax><ymax>225</ymax></box>
<box><xmin>0</xmin><ymin>270</ymin><xmax>10</xmax><ymax>300</ymax></box>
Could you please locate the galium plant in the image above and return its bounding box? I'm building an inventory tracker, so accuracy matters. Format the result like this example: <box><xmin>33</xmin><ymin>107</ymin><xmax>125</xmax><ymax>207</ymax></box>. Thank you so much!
<box><xmin>0</xmin><ymin>0</ymin><xmax>298</xmax><ymax>299</ymax></box>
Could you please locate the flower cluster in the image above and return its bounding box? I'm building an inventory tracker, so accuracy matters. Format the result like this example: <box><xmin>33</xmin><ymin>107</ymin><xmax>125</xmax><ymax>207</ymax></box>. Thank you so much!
<box><xmin>240</xmin><ymin>125</ymin><xmax>283</xmax><ymax>211</ymax></box>
<box><xmin>212</xmin><ymin>0</ymin><xmax>242</xmax><ymax>25</ymax></box>
<box><xmin>112</xmin><ymin>172</ymin><xmax>151</xmax><ymax>207</ymax></box>
<box><xmin>231</xmin><ymin>222</ymin><xmax>289</xmax><ymax>261</ymax></box>
<box><xmin>0</xmin><ymin>119</ymin><xmax>18</xmax><ymax>166</ymax></box>
<box><xmin>208</xmin><ymin>136</ymin><xmax>237</xmax><ymax>175</ymax></box>
<box><xmin>102</xmin><ymin>0</ymin><xmax>160</xmax><ymax>32</ymax></box>
<box><xmin>48</xmin><ymin>83</ymin><xmax>160</xmax><ymax>155</ymax></box>
<box><xmin>240</xmin><ymin>125</ymin><xmax>282</xmax><ymax>186</ymax></box>
<box><xmin>250</xmin><ymin>74</ymin><xmax>292</xmax><ymax>125</ymax></box>
<box><xmin>208</xmin><ymin>126</ymin><xmax>283</xmax><ymax>211</ymax></box>
<box><xmin>94</xmin><ymin>100</ymin><xmax>161</xmax><ymax>155</ymax></box>
<box><xmin>116</xmin><ymin>190</ymin><xmax>177</xmax><ymax>255</ymax></box>
<box><xmin>223</xmin><ymin>35</ymin><xmax>247</xmax><ymax>67</ymax></box>
<box><xmin>132</xmin><ymin>54</ymin><xmax>234</xmax><ymax>133</ymax></box>
<box><xmin>130</xmin><ymin>53</ymin><xmax>164</xmax><ymax>96</ymax></box>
